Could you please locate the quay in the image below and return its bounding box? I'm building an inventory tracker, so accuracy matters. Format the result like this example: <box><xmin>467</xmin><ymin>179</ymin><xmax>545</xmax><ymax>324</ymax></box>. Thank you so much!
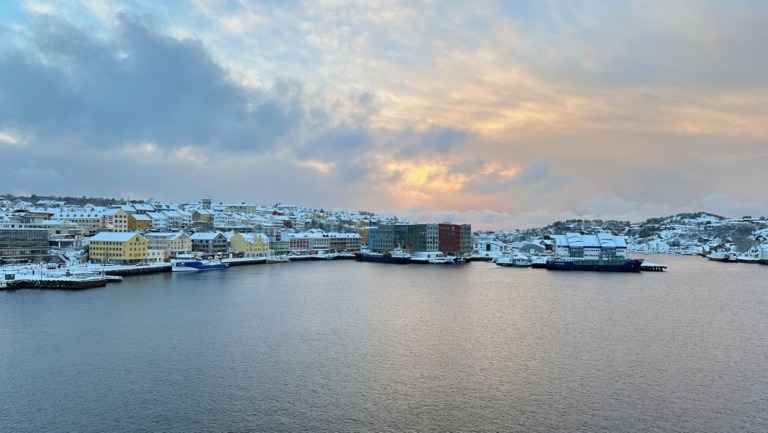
<box><xmin>2</xmin><ymin>274</ymin><xmax>108</xmax><ymax>290</ymax></box>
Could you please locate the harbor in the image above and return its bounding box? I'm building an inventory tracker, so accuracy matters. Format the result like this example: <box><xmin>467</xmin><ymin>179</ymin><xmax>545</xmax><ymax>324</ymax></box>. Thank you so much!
<box><xmin>2</xmin><ymin>255</ymin><xmax>765</xmax><ymax>433</ymax></box>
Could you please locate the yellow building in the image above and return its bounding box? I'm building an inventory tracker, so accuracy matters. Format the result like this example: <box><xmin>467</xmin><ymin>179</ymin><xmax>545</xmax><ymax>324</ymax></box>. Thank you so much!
<box><xmin>128</xmin><ymin>213</ymin><xmax>153</xmax><ymax>231</ymax></box>
<box><xmin>103</xmin><ymin>208</ymin><xmax>129</xmax><ymax>232</ymax></box>
<box><xmin>227</xmin><ymin>232</ymin><xmax>270</xmax><ymax>257</ymax></box>
<box><xmin>88</xmin><ymin>232</ymin><xmax>148</xmax><ymax>264</ymax></box>
<box><xmin>144</xmin><ymin>232</ymin><xmax>192</xmax><ymax>259</ymax></box>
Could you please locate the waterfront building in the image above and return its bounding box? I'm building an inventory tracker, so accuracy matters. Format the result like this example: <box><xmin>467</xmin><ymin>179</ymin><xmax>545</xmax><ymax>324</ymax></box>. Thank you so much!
<box><xmin>372</xmin><ymin>223</ymin><xmax>472</xmax><ymax>255</ymax></box>
<box><xmin>144</xmin><ymin>232</ymin><xmax>192</xmax><ymax>259</ymax></box>
<box><xmin>87</xmin><ymin>232</ymin><xmax>148</xmax><ymax>265</ymax></box>
<box><xmin>190</xmin><ymin>232</ymin><xmax>229</xmax><ymax>256</ymax></box>
<box><xmin>473</xmin><ymin>237</ymin><xmax>505</xmax><ymax>257</ymax></box>
<box><xmin>0</xmin><ymin>220</ymin><xmax>51</xmax><ymax>264</ymax></box>
<box><xmin>227</xmin><ymin>232</ymin><xmax>270</xmax><ymax>257</ymax></box>
<box><xmin>284</xmin><ymin>230</ymin><xmax>362</xmax><ymax>253</ymax></box>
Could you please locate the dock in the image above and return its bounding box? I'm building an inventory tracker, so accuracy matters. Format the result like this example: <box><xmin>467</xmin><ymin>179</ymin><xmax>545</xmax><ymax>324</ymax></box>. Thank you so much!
<box><xmin>640</xmin><ymin>261</ymin><xmax>667</xmax><ymax>272</ymax></box>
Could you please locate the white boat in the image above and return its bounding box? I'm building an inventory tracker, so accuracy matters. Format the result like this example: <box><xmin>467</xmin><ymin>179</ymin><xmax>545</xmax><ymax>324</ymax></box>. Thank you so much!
<box><xmin>529</xmin><ymin>255</ymin><xmax>549</xmax><ymax>268</ymax></box>
<box><xmin>495</xmin><ymin>251</ymin><xmax>531</xmax><ymax>267</ymax></box>
<box><xmin>706</xmin><ymin>251</ymin><xmax>737</xmax><ymax>262</ymax></box>
<box><xmin>312</xmin><ymin>250</ymin><xmax>340</xmax><ymax>260</ymax></box>
<box><xmin>411</xmin><ymin>251</ymin><xmax>455</xmax><ymax>265</ymax></box>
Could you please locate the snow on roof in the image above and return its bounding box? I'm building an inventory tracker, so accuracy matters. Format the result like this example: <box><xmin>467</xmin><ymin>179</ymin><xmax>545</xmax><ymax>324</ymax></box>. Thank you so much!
<box><xmin>190</xmin><ymin>232</ymin><xmax>224</xmax><ymax>240</ymax></box>
<box><xmin>89</xmin><ymin>232</ymin><xmax>144</xmax><ymax>242</ymax></box>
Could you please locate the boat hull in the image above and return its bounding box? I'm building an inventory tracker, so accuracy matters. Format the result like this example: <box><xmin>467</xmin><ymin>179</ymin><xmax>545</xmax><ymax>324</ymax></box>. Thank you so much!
<box><xmin>172</xmin><ymin>261</ymin><xmax>229</xmax><ymax>272</ymax></box>
<box><xmin>354</xmin><ymin>253</ymin><xmax>411</xmax><ymax>264</ymax></box>
<box><xmin>545</xmin><ymin>258</ymin><xmax>643</xmax><ymax>272</ymax></box>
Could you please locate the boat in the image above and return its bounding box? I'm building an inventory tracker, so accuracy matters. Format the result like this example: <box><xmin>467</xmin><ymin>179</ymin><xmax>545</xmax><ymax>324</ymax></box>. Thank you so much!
<box><xmin>171</xmin><ymin>255</ymin><xmax>229</xmax><ymax>272</ymax></box>
<box><xmin>545</xmin><ymin>256</ymin><xmax>643</xmax><ymax>272</ymax></box>
<box><xmin>529</xmin><ymin>255</ymin><xmax>549</xmax><ymax>268</ymax></box>
<box><xmin>354</xmin><ymin>247</ymin><xmax>412</xmax><ymax>264</ymax></box>
<box><xmin>495</xmin><ymin>251</ymin><xmax>531</xmax><ymax>267</ymax></box>
<box><xmin>411</xmin><ymin>251</ymin><xmax>455</xmax><ymax>265</ymax></box>
<box><xmin>735</xmin><ymin>252</ymin><xmax>760</xmax><ymax>264</ymax></box>
<box><xmin>706</xmin><ymin>251</ymin><xmax>738</xmax><ymax>262</ymax></box>
<box><xmin>312</xmin><ymin>250</ymin><xmax>340</xmax><ymax>260</ymax></box>
<box><xmin>266</xmin><ymin>255</ymin><xmax>290</xmax><ymax>264</ymax></box>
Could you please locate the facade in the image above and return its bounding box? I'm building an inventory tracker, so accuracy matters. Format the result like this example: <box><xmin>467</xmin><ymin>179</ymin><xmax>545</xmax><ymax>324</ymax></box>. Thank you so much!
<box><xmin>103</xmin><ymin>208</ymin><xmax>129</xmax><ymax>232</ymax></box>
<box><xmin>473</xmin><ymin>238</ymin><xmax>505</xmax><ymax>257</ymax></box>
<box><xmin>227</xmin><ymin>232</ymin><xmax>270</xmax><ymax>257</ymax></box>
<box><xmin>190</xmin><ymin>232</ymin><xmax>229</xmax><ymax>256</ymax></box>
<box><xmin>144</xmin><ymin>232</ymin><xmax>192</xmax><ymax>258</ymax></box>
<box><xmin>88</xmin><ymin>232</ymin><xmax>148</xmax><ymax>264</ymax></box>
<box><xmin>0</xmin><ymin>222</ymin><xmax>50</xmax><ymax>264</ymax></box>
<box><xmin>372</xmin><ymin>223</ymin><xmax>472</xmax><ymax>255</ymax></box>
<box><xmin>128</xmin><ymin>213</ymin><xmax>153</xmax><ymax>231</ymax></box>
<box><xmin>56</xmin><ymin>210</ymin><xmax>105</xmax><ymax>234</ymax></box>
<box><xmin>285</xmin><ymin>230</ymin><xmax>362</xmax><ymax>253</ymax></box>
<box><xmin>551</xmin><ymin>232</ymin><xmax>628</xmax><ymax>259</ymax></box>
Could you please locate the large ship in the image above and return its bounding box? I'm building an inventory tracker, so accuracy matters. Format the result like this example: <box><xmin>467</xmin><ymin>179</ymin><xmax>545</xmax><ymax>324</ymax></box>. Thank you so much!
<box><xmin>171</xmin><ymin>255</ymin><xmax>229</xmax><ymax>272</ymax></box>
<box><xmin>354</xmin><ymin>247</ymin><xmax>412</xmax><ymax>264</ymax></box>
<box><xmin>545</xmin><ymin>256</ymin><xmax>644</xmax><ymax>272</ymax></box>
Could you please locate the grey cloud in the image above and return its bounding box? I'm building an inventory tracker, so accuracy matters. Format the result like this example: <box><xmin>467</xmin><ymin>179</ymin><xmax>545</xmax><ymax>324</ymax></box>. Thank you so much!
<box><xmin>0</xmin><ymin>13</ymin><xmax>305</xmax><ymax>152</ymax></box>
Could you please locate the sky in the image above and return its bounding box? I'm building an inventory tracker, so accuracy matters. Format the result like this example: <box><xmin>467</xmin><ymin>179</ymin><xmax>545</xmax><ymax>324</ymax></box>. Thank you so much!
<box><xmin>1</xmin><ymin>0</ymin><xmax>767</xmax><ymax>230</ymax></box>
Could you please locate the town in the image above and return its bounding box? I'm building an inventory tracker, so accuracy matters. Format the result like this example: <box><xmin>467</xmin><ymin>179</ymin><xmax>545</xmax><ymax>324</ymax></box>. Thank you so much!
<box><xmin>2</xmin><ymin>195</ymin><xmax>768</xmax><ymax>288</ymax></box>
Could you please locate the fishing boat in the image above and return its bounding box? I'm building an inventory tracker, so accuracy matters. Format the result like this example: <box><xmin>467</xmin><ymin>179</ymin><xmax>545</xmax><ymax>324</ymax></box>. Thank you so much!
<box><xmin>171</xmin><ymin>255</ymin><xmax>229</xmax><ymax>272</ymax></box>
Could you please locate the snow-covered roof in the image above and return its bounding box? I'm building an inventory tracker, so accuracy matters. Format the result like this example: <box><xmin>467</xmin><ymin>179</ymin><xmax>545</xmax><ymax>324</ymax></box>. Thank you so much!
<box><xmin>190</xmin><ymin>232</ymin><xmax>224</xmax><ymax>240</ymax></box>
<box><xmin>89</xmin><ymin>232</ymin><xmax>144</xmax><ymax>242</ymax></box>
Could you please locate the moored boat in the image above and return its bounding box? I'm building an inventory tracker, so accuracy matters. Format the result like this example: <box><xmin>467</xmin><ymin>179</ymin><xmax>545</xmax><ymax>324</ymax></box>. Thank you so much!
<box><xmin>706</xmin><ymin>251</ymin><xmax>738</xmax><ymax>262</ymax></box>
<box><xmin>171</xmin><ymin>255</ymin><xmax>229</xmax><ymax>272</ymax></box>
<box><xmin>312</xmin><ymin>250</ymin><xmax>340</xmax><ymax>260</ymax></box>
<box><xmin>411</xmin><ymin>251</ymin><xmax>455</xmax><ymax>265</ymax></box>
<box><xmin>529</xmin><ymin>255</ymin><xmax>549</xmax><ymax>268</ymax></box>
<box><xmin>495</xmin><ymin>251</ymin><xmax>531</xmax><ymax>267</ymax></box>
<box><xmin>545</xmin><ymin>256</ymin><xmax>643</xmax><ymax>272</ymax></box>
<box><xmin>355</xmin><ymin>247</ymin><xmax>412</xmax><ymax>264</ymax></box>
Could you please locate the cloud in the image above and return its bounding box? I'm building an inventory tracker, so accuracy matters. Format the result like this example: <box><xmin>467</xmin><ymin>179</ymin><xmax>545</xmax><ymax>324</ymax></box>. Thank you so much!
<box><xmin>0</xmin><ymin>12</ymin><xmax>317</xmax><ymax>154</ymax></box>
<box><xmin>1</xmin><ymin>3</ymin><xmax>767</xmax><ymax>230</ymax></box>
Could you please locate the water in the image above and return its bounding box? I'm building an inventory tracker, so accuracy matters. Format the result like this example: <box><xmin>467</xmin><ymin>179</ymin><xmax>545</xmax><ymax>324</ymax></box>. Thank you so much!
<box><xmin>1</xmin><ymin>256</ymin><xmax>766</xmax><ymax>432</ymax></box>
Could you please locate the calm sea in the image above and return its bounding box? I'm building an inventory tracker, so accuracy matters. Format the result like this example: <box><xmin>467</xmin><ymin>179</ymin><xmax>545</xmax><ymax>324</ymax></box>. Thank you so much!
<box><xmin>1</xmin><ymin>255</ymin><xmax>766</xmax><ymax>432</ymax></box>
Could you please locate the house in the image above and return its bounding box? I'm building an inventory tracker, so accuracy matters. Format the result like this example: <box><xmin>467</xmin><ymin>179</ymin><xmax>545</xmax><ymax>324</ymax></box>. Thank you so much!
<box><xmin>88</xmin><ymin>232</ymin><xmax>148</xmax><ymax>265</ymax></box>
<box><xmin>128</xmin><ymin>213</ymin><xmax>153</xmax><ymax>231</ymax></box>
<box><xmin>102</xmin><ymin>208</ymin><xmax>130</xmax><ymax>232</ymax></box>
